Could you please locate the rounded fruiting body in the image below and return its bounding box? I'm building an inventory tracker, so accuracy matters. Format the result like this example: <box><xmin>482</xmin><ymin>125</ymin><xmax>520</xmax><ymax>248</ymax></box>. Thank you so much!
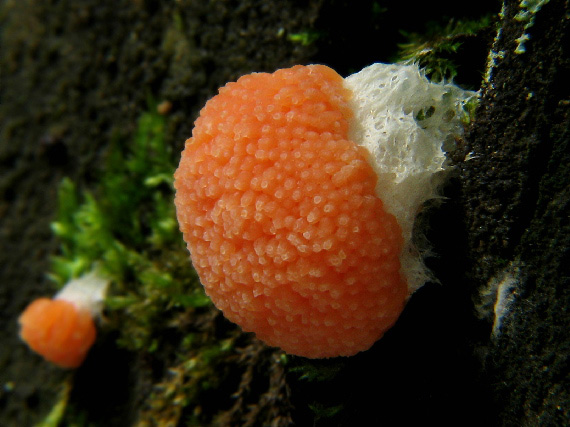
<box><xmin>174</xmin><ymin>63</ymin><xmax>473</xmax><ymax>358</ymax></box>
<box><xmin>19</xmin><ymin>298</ymin><xmax>96</xmax><ymax>368</ymax></box>
<box><xmin>18</xmin><ymin>272</ymin><xmax>109</xmax><ymax>368</ymax></box>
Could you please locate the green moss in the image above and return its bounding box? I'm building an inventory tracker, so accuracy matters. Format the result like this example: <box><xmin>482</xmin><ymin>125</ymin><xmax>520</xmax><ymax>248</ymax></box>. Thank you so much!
<box><xmin>371</xmin><ymin>1</ymin><xmax>387</xmax><ymax>17</ymax></box>
<box><xmin>287</xmin><ymin>30</ymin><xmax>321</xmax><ymax>46</ymax></box>
<box><xmin>140</xmin><ymin>333</ymin><xmax>238</xmax><ymax>426</ymax></box>
<box><xmin>287</xmin><ymin>358</ymin><xmax>346</xmax><ymax>423</ymax></box>
<box><xmin>49</xmin><ymin>100</ymin><xmax>209</xmax><ymax>353</ymax></box>
<box><xmin>288</xmin><ymin>359</ymin><xmax>343</xmax><ymax>383</ymax></box>
<box><xmin>397</xmin><ymin>17</ymin><xmax>492</xmax><ymax>82</ymax></box>
<box><xmin>34</xmin><ymin>380</ymin><xmax>71</xmax><ymax>427</ymax></box>
<box><xmin>461</xmin><ymin>95</ymin><xmax>480</xmax><ymax>126</ymax></box>
<box><xmin>308</xmin><ymin>402</ymin><xmax>344</xmax><ymax>421</ymax></box>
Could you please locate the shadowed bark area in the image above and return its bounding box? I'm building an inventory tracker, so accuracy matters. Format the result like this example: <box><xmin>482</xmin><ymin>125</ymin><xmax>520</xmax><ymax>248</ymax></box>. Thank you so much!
<box><xmin>460</xmin><ymin>0</ymin><xmax>570</xmax><ymax>424</ymax></box>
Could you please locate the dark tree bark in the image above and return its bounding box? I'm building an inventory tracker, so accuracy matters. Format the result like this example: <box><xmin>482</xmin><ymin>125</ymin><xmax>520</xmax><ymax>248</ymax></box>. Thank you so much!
<box><xmin>460</xmin><ymin>0</ymin><xmax>570</xmax><ymax>424</ymax></box>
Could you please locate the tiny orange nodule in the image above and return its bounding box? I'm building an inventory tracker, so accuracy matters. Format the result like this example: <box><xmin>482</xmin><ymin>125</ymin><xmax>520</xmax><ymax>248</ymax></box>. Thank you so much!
<box><xmin>19</xmin><ymin>298</ymin><xmax>96</xmax><ymax>368</ymax></box>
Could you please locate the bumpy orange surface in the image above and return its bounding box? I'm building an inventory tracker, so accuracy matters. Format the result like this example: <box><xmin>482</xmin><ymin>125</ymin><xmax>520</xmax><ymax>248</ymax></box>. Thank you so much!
<box><xmin>19</xmin><ymin>298</ymin><xmax>96</xmax><ymax>368</ymax></box>
<box><xmin>174</xmin><ymin>65</ymin><xmax>407</xmax><ymax>358</ymax></box>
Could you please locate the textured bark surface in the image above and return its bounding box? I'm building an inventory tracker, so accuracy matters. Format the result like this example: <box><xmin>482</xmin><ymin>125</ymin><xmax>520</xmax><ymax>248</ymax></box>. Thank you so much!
<box><xmin>460</xmin><ymin>0</ymin><xmax>570</xmax><ymax>424</ymax></box>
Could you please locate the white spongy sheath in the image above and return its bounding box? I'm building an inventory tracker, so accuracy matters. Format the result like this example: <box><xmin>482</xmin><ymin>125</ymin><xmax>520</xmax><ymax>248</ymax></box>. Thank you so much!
<box><xmin>344</xmin><ymin>63</ymin><xmax>475</xmax><ymax>294</ymax></box>
<box><xmin>55</xmin><ymin>271</ymin><xmax>110</xmax><ymax>317</ymax></box>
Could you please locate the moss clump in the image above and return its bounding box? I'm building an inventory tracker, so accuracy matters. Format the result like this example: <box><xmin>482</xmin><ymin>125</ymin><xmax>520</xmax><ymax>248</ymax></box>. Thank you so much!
<box><xmin>49</xmin><ymin>101</ymin><xmax>209</xmax><ymax>353</ymax></box>
<box><xmin>287</xmin><ymin>30</ymin><xmax>321</xmax><ymax>46</ymax></box>
<box><xmin>286</xmin><ymin>358</ymin><xmax>346</xmax><ymax>423</ymax></box>
<box><xmin>397</xmin><ymin>17</ymin><xmax>492</xmax><ymax>82</ymax></box>
<box><xmin>139</xmin><ymin>332</ymin><xmax>238</xmax><ymax>426</ymax></box>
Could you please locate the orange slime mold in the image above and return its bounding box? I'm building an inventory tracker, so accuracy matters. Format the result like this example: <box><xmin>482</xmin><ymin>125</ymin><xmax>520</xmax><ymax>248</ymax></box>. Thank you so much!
<box><xmin>175</xmin><ymin>65</ymin><xmax>407</xmax><ymax>358</ymax></box>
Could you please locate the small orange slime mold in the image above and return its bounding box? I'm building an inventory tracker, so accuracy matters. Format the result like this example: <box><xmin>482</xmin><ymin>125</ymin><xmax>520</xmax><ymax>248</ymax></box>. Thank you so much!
<box><xmin>175</xmin><ymin>65</ymin><xmax>407</xmax><ymax>358</ymax></box>
<box><xmin>19</xmin><ymin>298</ymin><xmax>96</xmax><ymax>368</ymax></box>
<box><xmin>19</xmin><ymin>271</ymin><xmax>108</xmax><ymax>368</ymax></box>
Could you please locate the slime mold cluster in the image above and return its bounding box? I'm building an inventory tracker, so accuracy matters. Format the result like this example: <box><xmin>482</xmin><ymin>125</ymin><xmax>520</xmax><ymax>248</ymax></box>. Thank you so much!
<box><xmin>19</xmin><ymin>272</ymin><xmax>109</xmax><ymax>368</ymax></box>
<box><xmin>174</xmin><ymin>63</ymin><xmax>473</xmax><ymax>358</ymax></box>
